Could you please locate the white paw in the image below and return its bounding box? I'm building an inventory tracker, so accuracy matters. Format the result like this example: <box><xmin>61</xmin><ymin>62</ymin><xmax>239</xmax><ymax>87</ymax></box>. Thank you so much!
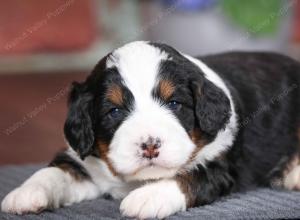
<box><xmin>120</xmin><ymin>180</ymin><xmax>186</xmax><ymax>219</ymax></box>
<box><xmin>1</xmin><ymin>184</ymin><xmax>50</xmax><ymax>215</ymax></box>
<box><xmin>284</xmin><ymin>165</ymin><xmax>300</xmax><ymax>190</ymax></box>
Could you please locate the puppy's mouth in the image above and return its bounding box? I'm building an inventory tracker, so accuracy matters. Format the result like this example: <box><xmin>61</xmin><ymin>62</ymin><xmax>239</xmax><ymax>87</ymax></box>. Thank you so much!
<box><xmin>122</xmin><ymin>160</ymin><xmax>180</xmax><ymax>181</ymax></box>
<box><xmin>132</xmin><ymin>163</ymin><xmax>165</xmax><ymax>174</ymax></box>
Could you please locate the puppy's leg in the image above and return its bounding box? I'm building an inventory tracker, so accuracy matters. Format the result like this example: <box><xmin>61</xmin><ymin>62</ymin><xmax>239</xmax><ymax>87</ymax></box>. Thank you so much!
<box><xmin>121</xmin><ymin>161</ymin><xmax>234</xmax><ymax>219</ymax></box>
<box><xmin>120</xmin><ymin>179</ymin><xmax>186</xmax><ymax>219</ymax></box>
<box><xmin>280</xmin><ymin>147</ymin><xmax>300</xmax><ymax>190</ymax></box>
<box><xmin>284</xmin><ymin>165</ymin><xmax>300</xmax><ymax>190</ymax></box>
<box><xmin>1</xmin><ymin>152</ymin><xmax>99</xmax><ymax>215</ymax></box>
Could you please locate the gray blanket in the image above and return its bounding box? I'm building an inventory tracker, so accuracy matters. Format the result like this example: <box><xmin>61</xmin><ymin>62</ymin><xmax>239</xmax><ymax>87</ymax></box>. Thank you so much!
<box><xmin>0</xmin><ymin>165</ymin><xmax>299</xmax><ymax>220</ymax></box>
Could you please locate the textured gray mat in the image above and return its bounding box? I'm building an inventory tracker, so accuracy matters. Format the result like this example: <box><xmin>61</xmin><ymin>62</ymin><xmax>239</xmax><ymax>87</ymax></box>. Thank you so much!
<box><xmin>0</xmin><ymin>165</ymin><xmax>300</xmax><ymax>220</ymax></box>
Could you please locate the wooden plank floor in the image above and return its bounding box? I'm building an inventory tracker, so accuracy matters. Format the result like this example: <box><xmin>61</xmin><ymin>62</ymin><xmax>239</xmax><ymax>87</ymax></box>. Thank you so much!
<box><xmin>0</xmin><ymin>72</ymin><xmax>87</xmax><ymax>165</ymax></box>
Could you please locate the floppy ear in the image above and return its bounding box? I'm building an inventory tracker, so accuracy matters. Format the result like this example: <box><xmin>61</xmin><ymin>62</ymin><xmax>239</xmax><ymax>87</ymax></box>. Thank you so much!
<box><xmin>191</xmin><ymin>78</ymin><xmax>231</xmax><ymax>136</ymax></box>
<box><xmin>64</xmin><ymin>82</ymin><xmax>95</xmax><ymax>159</ymax></box>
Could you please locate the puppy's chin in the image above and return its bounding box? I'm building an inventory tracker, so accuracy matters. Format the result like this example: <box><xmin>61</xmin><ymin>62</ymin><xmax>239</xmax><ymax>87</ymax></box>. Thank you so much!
<box><xmin>123</xmin><ymin>166</ymin><xmax>178</xmax><ymax>182</ymax></box>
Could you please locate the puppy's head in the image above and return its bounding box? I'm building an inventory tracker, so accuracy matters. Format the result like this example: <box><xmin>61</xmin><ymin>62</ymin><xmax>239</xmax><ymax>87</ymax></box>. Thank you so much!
<box><xmin>64</xmin><ymin>41</ymin><xmax>231</xmax><ymax>181</ymax></box>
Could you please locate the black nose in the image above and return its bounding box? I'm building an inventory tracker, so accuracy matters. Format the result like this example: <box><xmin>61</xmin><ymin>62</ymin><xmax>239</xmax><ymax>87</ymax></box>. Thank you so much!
<box><xmin>141</xmin><ymin>137</ymin><xmax>161</xmax><ymax>159</ymax></box>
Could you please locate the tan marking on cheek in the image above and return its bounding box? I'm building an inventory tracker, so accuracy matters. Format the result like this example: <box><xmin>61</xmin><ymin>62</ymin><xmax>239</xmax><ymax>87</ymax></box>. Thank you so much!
<box><xmin>159</xmin><ymin>80</ymin><xmax>175</xmax><ymax>100</ymax></box>
<box><xmin>176</xmin><ymin>130</ymin><xmax>217</xmax><ymax>207</ymax></box>
<box><xmin>97</xmin><ymin>141</ymin><xmax>118</xmax><ymax>176</ymax></box>
<box><xmin>106</xmin><ymin>85</ymin><xmax>123</xmax><ymax>105</ymax></box>
<box><xmin>187</xmin><ymin>129</ymin><xmax>207</xmax><ymax>163</ymax></box>
<box><xmin>175</xmin><ymin>173</ymin><xmax>195</xmax><ymax>207</ymax></box>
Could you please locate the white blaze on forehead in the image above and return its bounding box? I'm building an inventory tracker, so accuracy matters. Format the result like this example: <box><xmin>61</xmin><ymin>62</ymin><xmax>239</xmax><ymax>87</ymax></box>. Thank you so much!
<box><xmin>106</xmin><ymin>41</ymin><xmax>170</xmax><ymax>104</ymax></box>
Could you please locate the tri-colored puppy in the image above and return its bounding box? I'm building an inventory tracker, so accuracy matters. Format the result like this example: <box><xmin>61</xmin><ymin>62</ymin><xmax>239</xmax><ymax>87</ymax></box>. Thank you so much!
<box><xmin>2</xmin><ymin>41</ymin><xmax>300</xmax><ymax>219</ymax></box>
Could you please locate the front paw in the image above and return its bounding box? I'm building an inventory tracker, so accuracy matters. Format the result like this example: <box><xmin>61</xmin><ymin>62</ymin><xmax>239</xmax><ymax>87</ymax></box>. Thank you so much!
<box><xmin>120</xmin><ymin>180</ymin><xmax>186</xmax><ymax>219</ymax></box>
<box><xmin>1</xmin><ymin>184</ymin><xmax>50</xmax><ymax>215</ymax></box>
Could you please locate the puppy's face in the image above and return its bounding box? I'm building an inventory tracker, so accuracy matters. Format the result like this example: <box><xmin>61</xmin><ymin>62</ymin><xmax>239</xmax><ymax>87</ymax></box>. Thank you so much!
<box><xmin>64</xmin><ymin>42</ymin><xmax>231</xmax><ymax>181</ymax></box>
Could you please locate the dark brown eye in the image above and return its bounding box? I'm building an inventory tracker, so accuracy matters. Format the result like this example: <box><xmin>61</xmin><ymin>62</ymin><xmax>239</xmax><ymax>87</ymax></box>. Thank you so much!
<box><xmin>167</xmin><ymin>101</ymin><xmax>181</xmax><ymax>111</ymax></box>
<box><xmin>108</xmin><ymin>108</ymin><xmax>122</xmax><ymax>118</ymax></box>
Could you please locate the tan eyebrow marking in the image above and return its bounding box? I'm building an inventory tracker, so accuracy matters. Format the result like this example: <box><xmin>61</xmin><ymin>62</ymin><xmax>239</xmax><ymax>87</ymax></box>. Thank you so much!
<box><xmin>159</xmin><ymin>79</ymin><xmax>175</xmax><ymax>100</ymax></box>
<box><xmin>106</xmin><ymin>84</ymin><xmax>123</xmax><ymax>105</ymax></box>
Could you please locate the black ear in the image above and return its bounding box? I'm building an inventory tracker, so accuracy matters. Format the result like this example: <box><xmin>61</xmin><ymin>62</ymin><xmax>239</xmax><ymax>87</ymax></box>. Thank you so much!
<box><xmin>191</xmin><ymin>79</ymin><xmax>231</xmax><ymax>136</ymax></box>
<box><xmin>64</xmin><ymin>82</ymin><xmax>95</xmax><ymax>159</ymax></box>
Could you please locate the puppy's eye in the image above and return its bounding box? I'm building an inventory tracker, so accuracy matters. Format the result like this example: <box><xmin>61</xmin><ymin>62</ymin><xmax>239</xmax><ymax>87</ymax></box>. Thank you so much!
<box><xmin>108</xmin><ymin>108</ymin><xmax>122</xmax><ymax>118</ymax></box>
<box><xmin>167</xmin><ymin>101</ymin><xmax>181</xmax><ymax>111</ymax></box>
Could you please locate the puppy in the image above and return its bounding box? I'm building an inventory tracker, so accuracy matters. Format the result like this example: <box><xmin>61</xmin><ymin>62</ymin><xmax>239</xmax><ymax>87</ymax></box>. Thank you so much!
<box><xmin>2</xmin><ymin>41</ymin><xmax>300</xmax><ymax>219</ymax></box>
